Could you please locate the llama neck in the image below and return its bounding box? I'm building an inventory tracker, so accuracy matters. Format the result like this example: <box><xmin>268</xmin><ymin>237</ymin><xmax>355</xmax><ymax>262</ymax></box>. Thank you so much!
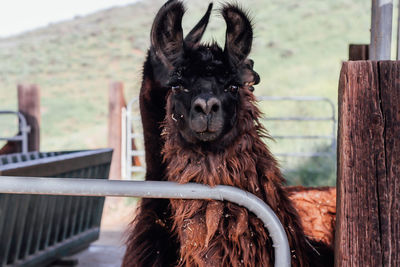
<box><xmin>162</xmin><ymin>126</ymin><xmax>285</xmax><ymax>198</ymax></box>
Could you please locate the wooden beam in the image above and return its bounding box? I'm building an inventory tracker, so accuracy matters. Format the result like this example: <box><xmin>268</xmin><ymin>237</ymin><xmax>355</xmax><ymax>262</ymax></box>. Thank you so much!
<box><xmin>370</xmin><ymin>0</ymin><xmax>393</xmax><ymax>60</ymax></box>
<box><xmin>348</xmin><ymin>44</ymin><xmax>369</xmax><ymax>60</ymax></box>
<box><xmin>108</xmin><ymin>82</ymin><xmax>126</xmax><ymax>180</ymax></box>
<box><xmin>17</xmin><ymin>84</ymin><xmax>40</xmax><ymax>152</ymax></box>
<box><xmin>336</xmin><ymin>61</ymin><xmax>400</xmax><ymax>266</ymax></box>
<box><xmin>397</xmin><ymin>0</ymin><xmax>400</xmax><ymax>60</ymax></box>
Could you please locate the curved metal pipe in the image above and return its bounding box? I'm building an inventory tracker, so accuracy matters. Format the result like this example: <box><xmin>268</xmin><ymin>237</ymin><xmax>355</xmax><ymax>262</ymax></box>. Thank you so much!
<box><xmin>0</xmin><ymin>176</ymin><xmax>291</xmax><ymax>267</ymax></box>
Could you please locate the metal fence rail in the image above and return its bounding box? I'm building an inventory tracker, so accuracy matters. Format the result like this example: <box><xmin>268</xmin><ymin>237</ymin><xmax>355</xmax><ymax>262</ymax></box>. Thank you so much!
<box><xmin>0</xmin><ymin>177</ymin><xmax>291</xmax><ymax>267</ymax></box>
<box><xmin>258</xmin><ymin>96</ymin><xmax>336</xmax><ymax>158</ymax></box>
<box><xmin>0</xmin><ymin>111</ymin><xmax>30</xmax><ymax>154</ymax></box>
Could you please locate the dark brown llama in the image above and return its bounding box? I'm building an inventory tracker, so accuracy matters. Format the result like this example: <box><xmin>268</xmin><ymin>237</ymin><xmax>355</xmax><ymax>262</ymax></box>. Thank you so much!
<box><xmin>123</xmin><ymin>1</ymin><xmax>334</xmax><ymax>266</ymax></box>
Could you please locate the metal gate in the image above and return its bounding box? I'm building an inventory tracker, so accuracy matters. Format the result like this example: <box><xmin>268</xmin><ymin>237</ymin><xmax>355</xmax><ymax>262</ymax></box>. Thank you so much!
<box><xmin>0</xmin><ymin>111</ymin><xmax>30</xmax><ymax>154</ymax></box>
<box><xmin>124</xmin><ymin>96</ymin><xmax>336</xmax><ymax>180</ymax></box>
<box><xmin>258</xmin><ymin>96</ymin><xmax>336</xmax><ymax>158</ymax></box>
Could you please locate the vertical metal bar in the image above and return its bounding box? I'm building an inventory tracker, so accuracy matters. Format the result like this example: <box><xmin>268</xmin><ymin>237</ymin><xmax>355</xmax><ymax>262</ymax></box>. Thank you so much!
<box><xmin>49</xmin><ymin>194</ymin><xmax>64</xmax><ymax>246</ymax></box>
<box><xmin>40</xmin><ymin>195</ymin><xmax>56</xmax><ymax>250</ymax></box>
<box><xmin>69</xmin><ymin>196</ymin><xmax>81</xmax><ymax>236</ymax></box>
<box><xmin>0</xmin><ymin>195</ymin><xmax>20</xmax><ymax>265</ymax></box>
<box><xmin>370</xmin><ymin>0</ymin><xmax>394</xmax><ymax>60</ymax></box>
<box><xmin>126</xmin><ymin>101</ymin><xmax>133</xmax><ymax>180</ymax></box>
<box><xmin>29</xmin><ymin>195</ymin><xmax>48</xmax><ymax>255</ymax></box>
<box><xmin>17</xmin><ymin>112</ymin><xmax>29</xmax><ymax>154</ymax></box>
<box><xmin>60</xmin><ymin>196</ymin><xmax>73</xmax><ymax>241</ymax></box>
<box><xmin>10</xmin><ymin>195</ymin><xmax>31</xmax><ymax>263</ymax></box>
<box><xmin>121</xmin><ymin>107</ymin><xmax>127</xmax><ymax>179</ymax></box>
<box><xmin>0</xmin><ymin>195</ymin><xmax>10</xmax><ymax>264</ymax></box>
<box><xmin>77</xmin><ymin>197</ymin><xmax>88</xmax><ymax>233</ymax></box>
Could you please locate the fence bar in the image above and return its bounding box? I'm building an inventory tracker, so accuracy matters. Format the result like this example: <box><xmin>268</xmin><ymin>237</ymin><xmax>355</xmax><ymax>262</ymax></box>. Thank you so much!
<box><xmin>370</xmin><ymin>0</ymin><xmax>393</xmax><ymax>60</ymax></box>
<box><xmin>0</xmin><ymin>111</ymin><xmax>30</xmax><ymax>154</ymax></box>
<box><xmin>0</xmin><ymin>176</ymin><xmax>290</xmax><ymax>267</ymax></box>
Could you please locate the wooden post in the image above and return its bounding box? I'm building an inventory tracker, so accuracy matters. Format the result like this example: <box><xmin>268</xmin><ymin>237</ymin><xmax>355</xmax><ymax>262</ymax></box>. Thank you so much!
<box><xmin>370</xmin><ymin>0</ymin><xmax>393</xmax><ymax>60</ymax></box>
<box><xmin>336</xmin><ymin>61</ymin><xmax>400</xmax><ymax>266</ymax></box>
<box><xmin>18</xmin><ymin>84</ymin><xmax>40</xmax><ymax>152</ymax></box>
<box><xmin>348</xmin><ymin>44</ymin><xmax>369</xmax><ymax>60</ymax></box>
<box><xmin>108</xmin><ymin>82</ymin><xmax>126</xmax><ymax>180</ymax></box>
<box><xmin>397</xmin><ymin>0</ymin><xmax>400</xmax><ymax>60</ymax></box>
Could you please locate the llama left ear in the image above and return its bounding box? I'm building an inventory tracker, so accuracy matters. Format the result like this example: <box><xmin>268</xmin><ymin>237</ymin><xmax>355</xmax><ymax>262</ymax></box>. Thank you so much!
<box><xmin>222</xmin><ymin>5</ymin><xmax>253</xmax><ymax>66</ymax></box>
<box><xmin>150</xmin><ymin>0</ymin><xmax>185</xmax><ymax>69</ymax></box>
<box><xmin>184</xmin><ymin>3</ymin><xmax>213</xmax><ymax>48</ymax></box>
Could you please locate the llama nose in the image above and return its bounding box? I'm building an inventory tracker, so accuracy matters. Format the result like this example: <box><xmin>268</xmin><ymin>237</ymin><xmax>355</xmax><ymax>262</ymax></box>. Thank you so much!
<box><xmin>193</xmin><ymin>97</ymin><xmax>221</xmax><ymax>115</ymax></box>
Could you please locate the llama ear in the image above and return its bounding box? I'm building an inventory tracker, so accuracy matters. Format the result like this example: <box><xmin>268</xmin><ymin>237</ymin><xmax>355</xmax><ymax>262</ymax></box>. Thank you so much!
<box><xmin>184</xmin><ymin>3</ymin><xmax>213</xmax><ymax>48</ymax></box>
<box><xmin>151</xmin><ymin>0</ymin><xmax>185</xmax><ymax>68</ymax></box>
<box><xmin>222</xmin><ymin>5</ymin><xmax>253</xmax><ymax>66</ymax></box>
<box><xmin>239</xmin><ymin>59</ymin><xmax>260</xmax><ymax>92</ymax></box>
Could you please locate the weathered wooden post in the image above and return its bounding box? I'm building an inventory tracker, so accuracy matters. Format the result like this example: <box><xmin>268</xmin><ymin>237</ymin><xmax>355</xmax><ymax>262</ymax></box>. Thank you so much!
<box><xmin>17</xmin><ymin>84</ymin><xmax>40</xmax><ymax>151</ymax></box>
<box><xmin>348</xmin><ymin>44</ymin><xmax>369</xmax><ymax>60</ymax></box>
<box><xmin>335</xmin><ymin>61</ymin><xmax>400</xmax><ymax>266</ymax></box>
<box><xmin>397</xmin><ymin>0</ymin><xmax>400</xmax><ymax>60</ymax></box>
<box><xmin>108</xmin><ymin>82</ymin><xmax>126</xmax><ymax>180</ymax></box>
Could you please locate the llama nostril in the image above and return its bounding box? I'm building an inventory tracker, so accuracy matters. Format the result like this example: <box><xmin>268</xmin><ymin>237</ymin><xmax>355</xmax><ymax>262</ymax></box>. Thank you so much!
<box><xmin>195</xmin><ymin>105</ymin><xmax>205</xmax><ymax>114</ymax></box>
<box><xmin>207</xmin><ymin>97</ymin><xmax>221</xmax><ymax>114</ymax></box>
<box><xmin>211</xmin><ymin>104</ymin><xmax>219</xmax><ymax>113</ymax></box>
<box><xmin>193</xmin><ymin>98</ymin><xmax>207</xmax><ymax>114</ymax></box>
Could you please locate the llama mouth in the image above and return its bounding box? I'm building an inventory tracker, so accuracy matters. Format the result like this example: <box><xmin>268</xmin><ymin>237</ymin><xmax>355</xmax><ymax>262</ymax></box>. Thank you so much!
<box><xmin>195</xmin><ymin>130</ymin><xmax>220</xmax><ymax>142</ymax></box>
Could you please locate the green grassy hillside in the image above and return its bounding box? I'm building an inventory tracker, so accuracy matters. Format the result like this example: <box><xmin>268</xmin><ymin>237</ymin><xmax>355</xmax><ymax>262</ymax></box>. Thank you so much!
<box><xmin>0</xmin><ymin>0</ymin><xmax>371</xmax><ymax>184</ymax></box>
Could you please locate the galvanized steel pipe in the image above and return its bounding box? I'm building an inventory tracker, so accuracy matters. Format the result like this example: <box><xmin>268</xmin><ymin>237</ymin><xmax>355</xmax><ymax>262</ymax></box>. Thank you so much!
<box><xmin>370</xmin><ymin>0</ymin><xmax>393</xmax><ymax>60</ymax></box>
<box><xmin>0</xmin><ymin>176</ymin><xmax>291</xmax><ymax>267</ymax></box>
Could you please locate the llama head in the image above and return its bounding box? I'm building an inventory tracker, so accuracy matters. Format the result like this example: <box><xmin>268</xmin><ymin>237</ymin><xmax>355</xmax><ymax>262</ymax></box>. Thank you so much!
<box><xmin>151</xmin><ymin>1</ymin><xmax>260</xmax><ymax>149</ymax></box>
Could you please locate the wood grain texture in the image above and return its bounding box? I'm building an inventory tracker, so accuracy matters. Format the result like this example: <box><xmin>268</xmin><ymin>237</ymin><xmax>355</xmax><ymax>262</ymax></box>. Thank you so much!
<box><xmin>108</xmin><ymin>82</ymin><xmax>126</xmax><ymax>180</ymax></box>
<box><xmin>336</xmin><ymin>61</ymin><xmax>400</xmax><ymax>266</ymax></box>
<box><xmin>17</xmin><ymin>84</ymin><xmax>40</xmax><ymax>152</ymax></box>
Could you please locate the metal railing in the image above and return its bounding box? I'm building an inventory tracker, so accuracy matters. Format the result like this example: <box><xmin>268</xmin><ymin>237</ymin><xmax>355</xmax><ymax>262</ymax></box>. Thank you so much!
<box><xmin>258</xmin><ymin>96</ymin><xmax>336</xmax><ymax>158</ymax></box>
<box><xmin>0</xmin><ymin>111</ymin><xmax>30</xmax><ymax>154</ymax></box>
<box><xmin>0</xmin><ymin>177</ymin><xmax>291</xmax><ymax>267</ymax></box>
<box><xmin>125</xmin><ymin>98</ymin><xmax>145</xmax><ymax>179</ymax></box>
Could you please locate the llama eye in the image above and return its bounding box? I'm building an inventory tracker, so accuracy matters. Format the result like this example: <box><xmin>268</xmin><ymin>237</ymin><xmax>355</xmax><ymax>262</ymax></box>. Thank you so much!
<box><xmin>171</xmin><ymin>85</ymin><xmax>183</xmax><ymax>93</ymax></box>
<box><xmin>229</xmin><ymin>85</ymin><xmax>239</xmax><ymax>93</ymax></box>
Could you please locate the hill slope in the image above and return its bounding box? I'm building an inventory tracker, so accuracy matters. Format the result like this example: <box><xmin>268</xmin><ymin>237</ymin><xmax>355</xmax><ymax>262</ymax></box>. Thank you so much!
<box><xmin>0</xmin><ymin>0</ymin><xmax>370</xmax><ymax>154</ymax></box>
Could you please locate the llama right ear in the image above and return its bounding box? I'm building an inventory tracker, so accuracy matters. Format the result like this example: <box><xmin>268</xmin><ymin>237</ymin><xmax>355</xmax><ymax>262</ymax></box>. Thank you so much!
<box><xmin>184</xmin><ymin>3</ymin><xmax>213</xmax><ymax>48</ymax></box>
<box><xmin>222</xmin><ymin>5</ymin><xmax>253</xmax><ymax>66</ymax></box>
<box><xmin>151</xmin><ymin>0</ymin><xmax>185</xmax><ymax>69</ymax></box>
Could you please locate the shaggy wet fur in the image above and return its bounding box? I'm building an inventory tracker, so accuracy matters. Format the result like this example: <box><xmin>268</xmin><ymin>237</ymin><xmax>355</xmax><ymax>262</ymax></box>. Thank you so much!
<box><xmin>122</xmin><ymin>1</ymin><xmax>333</xmax><ymax>266</ymax></box>
<box><xmin>162</xmin><ymin>87</ymin><xmax>332</xmax><ymax>267</ymax></box>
